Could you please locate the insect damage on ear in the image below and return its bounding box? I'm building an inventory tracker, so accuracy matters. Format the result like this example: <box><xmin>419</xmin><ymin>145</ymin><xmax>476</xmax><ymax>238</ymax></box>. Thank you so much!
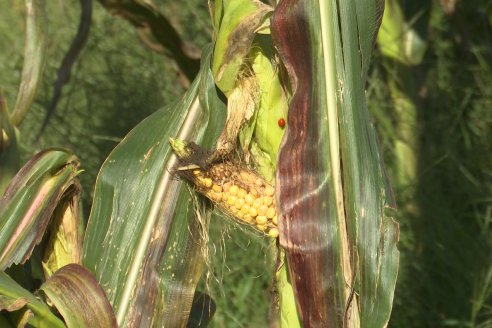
<box><xmin>169</xmin><ymin>138</ymin><xmax>279</xmax><ymax>238</ymax></box>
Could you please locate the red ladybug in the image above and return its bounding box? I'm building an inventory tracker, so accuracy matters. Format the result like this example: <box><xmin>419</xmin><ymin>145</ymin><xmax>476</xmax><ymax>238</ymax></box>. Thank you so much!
<box><xmin>278</xmin><ymin>118</ymin><xmax>286</xmax><ymax>128</ymax></box>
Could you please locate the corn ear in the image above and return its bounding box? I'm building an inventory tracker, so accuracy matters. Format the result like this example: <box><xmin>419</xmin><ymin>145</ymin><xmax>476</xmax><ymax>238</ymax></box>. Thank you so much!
<box><xmin>170</xmin><ymin>138</ymin><xmax>278</xmax><ymax>237</ymax></box>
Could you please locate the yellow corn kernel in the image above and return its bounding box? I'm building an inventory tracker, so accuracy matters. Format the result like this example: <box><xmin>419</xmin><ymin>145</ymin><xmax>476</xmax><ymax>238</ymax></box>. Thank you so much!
<box><xmin>209</xmin><ymin>191</ymin><xmax>222</xmax><ymax>202</ymax></box>
<box><xmin>245</xmin><ymin>194</ymin><xmax>255</xmax><ymax>204</ymax></box>
<box><xmin>263</xmin><ymin>196</ymin><xmax>273</xmax><ymax>206</ymax></box>
<box><xmin>258</xmin><ymin>205</ymin><xmax>268</xmax><ymax>216</ymax></box>
<box><xmin>272</xmin><ymin>215</ymin><xmax>278</xmax><ymax>225</ymax></box>
<box><xmin>193</xmin><ymin>170</ymin><xmax>201</xmax><ymax>176</ymax></box>
<box><xmin>244</xmin><ymin>215</ymin><xmax>255</xmax><ymax>224</ymax></box>
<box><xmin>253</xmin><ymin>198</ymin><xmax>263</xmax><ymax>209</ymax></box>
<box><xmin>256</xmin><ymin>215</ymin><xmax>268</xmax><ymax>225</ymax></box>
<box><xmin>241</xmin><ymin>204</ymin><xmax>251</xmax><ymax>214</ymax></box>
<box><xmin>212</xmin><ymin>184</ymin><xmax>222</xmax><ymax>192</ymax></box>
<box><xmin>237</xmin><ymin>188</ymin><xmax>247</xmax><ymax>198</ymax></box>
<box><xmin>235</xmin><ymin>198</ymin><xmax>245</xmax><ymax>210</ymax></box>
<box><xmin>249</xmin><ymin>207</ymin><xmax>258</xmax><ymax>217</ymax></box>
<box><xmin>266</xmin><ymin>207</ymin><xmax>276</xmax><ymax>219</ymax></box>
<box><xmin>268</xmin><ymin>228</ymin><xmax>279</xmax><ymax>238</ymax></box>
<box><xmin>227</xmin><ymin>195</ymin><xmax>237</xmax><ymax>206</ymax></box>
<box><xmin>203</xmin><ymin>178</ymin><xmax>213</xmax><ymax>188</ymax></box>
<box><xmin>256</xmin><ymin>224</ymin><xmax>267</xmax><ymax>231</ymax></box>
<box><xmin>229</xmin><ymin>185</ymin><xmax>239</xmax><ymax>196</ymax></box>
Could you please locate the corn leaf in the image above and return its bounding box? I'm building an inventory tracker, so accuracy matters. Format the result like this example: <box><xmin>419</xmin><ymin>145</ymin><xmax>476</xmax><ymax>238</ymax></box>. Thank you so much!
<box><xmin>377</xmin><ymin>0</ymin><xmax>427</xmax><ymax>66</ymax></box>
<box><xmin>0</xmin><ymin>94</ymin><xmax>19</xmax><ymax>195</ymax></box>
<box><xmin>211</xmin><ymin>0</ymin><xmax>272</xmax><ymax>95</ymax></box>
<box><xmin>332</xmin><ymin>0</ymin><xmax>399</xmax><ymax>325</ymax></box>
<box><xmin>11</xmin><ymin>0</ymin><xmax>47</xmax><ymax>126</ymax></box>
<box><xmin>97</xmin><ymin>0</ymin><xmax>200</xmax><ymax>81</ymax></box>
<box><xmin>271</xmin><ymin>0</ymin><xmax>398</xmax><ymax>327</ymax></box>
<box><xmin>0</xmin><ymin>150</ymin><xmax>81</xmax><ymax>271</ymax></box>
<box><xmin>1</xmin><ymin>0</ymin><xmax>47</xmax><ymax>193</ymax></box>
<box><xmin>0</xmin><ymin>271</ymin><xmax>65</xmax><ymax>328</ymax></box>
<box><xmin>39</xmin><ymin>264</ymin><xmax>117</xmax><ymax>328</ymax></box>
<box><xmin>83</xmin><ymin>46</ymin><xmax>225</xmax><ymax>327</ymax></box>
<box><xmin>377</xmin><ymin>0</ymin><xmax>427</xmax><ymax>188</ymax></box>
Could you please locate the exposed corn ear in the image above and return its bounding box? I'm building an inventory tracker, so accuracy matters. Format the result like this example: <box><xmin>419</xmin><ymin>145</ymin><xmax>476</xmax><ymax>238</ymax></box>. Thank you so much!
<box><xmin>186</xmin><ymin>162</ymin><xmax>278</xmax><ymax>237</ymax></box>
<box><xmin>170</xmin><ymin>138</ymin><xmax>278</xmax><ymax>237</ymax></box>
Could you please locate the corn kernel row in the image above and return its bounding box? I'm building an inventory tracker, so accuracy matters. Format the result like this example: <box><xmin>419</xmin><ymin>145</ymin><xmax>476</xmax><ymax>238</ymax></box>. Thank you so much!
<box><xmin>188</xmin><ymin>162</ymin><xmax>278</xmax><ymax>238</ymax></box>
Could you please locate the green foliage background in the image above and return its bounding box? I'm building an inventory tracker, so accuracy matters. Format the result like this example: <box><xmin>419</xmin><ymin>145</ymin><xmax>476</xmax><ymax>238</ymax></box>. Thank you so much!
<box><xmin>0</xmin><ymin>1</ymin><xmax>491</xmax><ymax>327</ymax></box>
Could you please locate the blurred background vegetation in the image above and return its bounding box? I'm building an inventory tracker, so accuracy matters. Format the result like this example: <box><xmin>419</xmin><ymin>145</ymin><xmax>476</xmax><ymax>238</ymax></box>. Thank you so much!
<box><xmin>0</xmin><ymin>1</ymin><xmax>491</xmax><ymax>327</ymax></box>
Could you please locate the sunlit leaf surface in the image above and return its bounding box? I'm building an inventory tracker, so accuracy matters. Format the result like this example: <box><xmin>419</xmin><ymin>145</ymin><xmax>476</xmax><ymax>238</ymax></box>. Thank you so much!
<box><xmin>83</xmin><ymin>46</ymin><xmax>225</xmax><ymax>327</ymax></box>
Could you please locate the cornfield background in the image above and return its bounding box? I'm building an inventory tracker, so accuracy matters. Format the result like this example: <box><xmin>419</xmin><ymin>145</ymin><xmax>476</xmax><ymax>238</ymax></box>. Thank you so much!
<box><xmin>0</xmin><ymin>1</ymin><xmax>491</xmax><ymax>327</ymax></box>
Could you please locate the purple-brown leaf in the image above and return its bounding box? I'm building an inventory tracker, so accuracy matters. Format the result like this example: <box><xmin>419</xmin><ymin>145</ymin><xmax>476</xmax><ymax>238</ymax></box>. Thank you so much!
<box><xmin>272</xmin><ymin>1</ymin><xmax>347</xmax><ymax>327</ymax></box>
<box><xmin>40</xmin><ymin>264</ymin><xmax>117</xmax><ymax>328</ymax></box>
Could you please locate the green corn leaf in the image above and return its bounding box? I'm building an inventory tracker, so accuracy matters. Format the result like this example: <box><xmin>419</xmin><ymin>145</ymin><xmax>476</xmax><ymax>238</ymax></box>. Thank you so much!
<box><xmin>377</xmin><ymin>0</ymin><xmax>429</xmax><ymax>189</ymax></box>
<box><xmin>211</xmin><ymin>0</ymin><xmax>272</xmax><ymax>95</ymax></box>
<box><xmin>377</xmin><ymin>0</ymin><xmax>427</xmax><ymax>66</ymax></box>
<box><xmin>0</xmin><ymin>150</ymin><xmax>81</xmax><ymax>271</ymax></box>
<box><xmin>0</xmin><ymin>93</ymin><xmax>19</xmax><ymax>195</ymax></box>
<box><xmin>97</xmin><ymin>0</ymin><xmax>200</xmax><ymax>81</ymax></box>
<box><xmin>1</xmin><ymin>0</ymin><xmax>47</xmax><ymax>194</ymax></box>
<box><xmin>0</xmin><ymin>271</ymin><xmax>65</xmax><ymax>328</ymax></box>
<box><xmin>39</xmin><ymin>264</ymin><xmax>117</xmax><ymax>328</ymax></box>
<box><xmin>246</xmin><ymin>36</ymin><xmax>288</xmax><ymax>180</ymax></box>
<box><xmin>83</xmin><ymin>46</ymin><xmax>225</xmax><ymax>327</ymax></box>
<box><xmin>11</xmin><ymin>0</ymin><xmax>47</xmax><ymax>126</ymax></box>
<box><xmin>332</xmin><ymin>0</ymin><xmax>399</xmax><ymax>324</ymax></box>
<box><xmin>271</xmin><ymin>0</ymin><xmax>399</xmax><ymax>327</ymax></box>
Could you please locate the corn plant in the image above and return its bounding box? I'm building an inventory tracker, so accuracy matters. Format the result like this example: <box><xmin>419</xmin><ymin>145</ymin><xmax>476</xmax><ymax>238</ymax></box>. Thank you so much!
<box><xmin>0</xmin><ymin>0</ymin><xmax>398</xmax><ymax>327</ymax></box>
